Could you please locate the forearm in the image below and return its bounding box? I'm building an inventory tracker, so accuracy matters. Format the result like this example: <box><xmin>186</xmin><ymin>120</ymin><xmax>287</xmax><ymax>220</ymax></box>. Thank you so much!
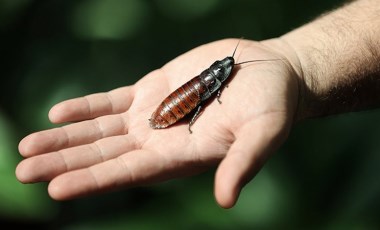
<box><xmin>281</xmin><ymin>0</ymin><xmax>380</xmax><ymax>120</ymax></box>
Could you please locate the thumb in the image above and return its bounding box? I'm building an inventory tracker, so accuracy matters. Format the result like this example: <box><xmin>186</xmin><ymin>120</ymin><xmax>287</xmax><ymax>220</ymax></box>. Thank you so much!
<box><xmin>214</xmin><ymin>117</ymin><xmax>287</xmax><ymax>208</ymax></box>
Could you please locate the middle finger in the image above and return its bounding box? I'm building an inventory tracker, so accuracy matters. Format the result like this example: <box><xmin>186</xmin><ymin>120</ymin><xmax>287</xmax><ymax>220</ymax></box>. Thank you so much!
<box><xmin>16</xmin><ymin>134</ymin><xmax>138</xmax><ymax>183</ymax></box>
<box><xmin>19</xmin><ymin>113</ymin><xmax>129</xmax><ymax>157</ymax></box>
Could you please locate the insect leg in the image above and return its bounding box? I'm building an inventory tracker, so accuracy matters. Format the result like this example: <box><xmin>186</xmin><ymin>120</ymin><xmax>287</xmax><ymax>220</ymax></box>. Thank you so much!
<box><xmin>188</xmin><ymin>105</ymin><xmax>203</xmax><ymax>134</ymax></box>
<box><xmin>217</xmin><ymin>85</ymin><xmax>228</xmax><ymax>104</ymax></box>
<box><xmin>217</xmin><ymin>90</ymin><xmax>222</xmax><ymax>104</ymax></box>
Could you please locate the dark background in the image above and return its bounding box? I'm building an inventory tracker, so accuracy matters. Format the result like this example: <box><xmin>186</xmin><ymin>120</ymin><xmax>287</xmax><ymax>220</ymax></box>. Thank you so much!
<box><xmin>1</xmin><ymin>0</ymin><xmax>380</xmax><ymax>229</ymax></box>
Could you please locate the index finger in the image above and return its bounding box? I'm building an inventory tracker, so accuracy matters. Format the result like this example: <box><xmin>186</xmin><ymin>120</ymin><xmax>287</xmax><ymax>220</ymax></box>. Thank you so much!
<box><xmin>47</xmin><ymin>148</ymin><xmax>209</xmax><ymax>200</ymax></box>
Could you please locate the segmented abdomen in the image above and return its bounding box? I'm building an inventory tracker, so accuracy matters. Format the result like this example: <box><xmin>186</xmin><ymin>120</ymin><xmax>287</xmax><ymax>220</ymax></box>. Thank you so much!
<box><xmin>149</xmin><ymin>77</ymin><xmax>206</xmax><ymax>129</ymax></box>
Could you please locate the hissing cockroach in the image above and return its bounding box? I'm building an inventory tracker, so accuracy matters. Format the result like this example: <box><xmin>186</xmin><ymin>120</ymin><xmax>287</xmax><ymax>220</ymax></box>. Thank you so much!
<box><xmin>149</xmin><ymin>39</ymin><xmax>278</xmax><ymax>133</ymax></box>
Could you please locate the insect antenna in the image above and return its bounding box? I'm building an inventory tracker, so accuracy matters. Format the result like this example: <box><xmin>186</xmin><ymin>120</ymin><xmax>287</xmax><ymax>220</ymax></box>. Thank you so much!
<box><xmin>231</xmin><ymin>37</ymin><xmax>243</xmax><ymax>58</ymax></box>
<box><xmin>235</xmin><ymin>59</ymin><xmax>280</xmax><ymax>65</ymax></box>
<box><xmin>231</xmin><ymin>38</ymin><xmax>280</xmax><ymax>64</ymax></box>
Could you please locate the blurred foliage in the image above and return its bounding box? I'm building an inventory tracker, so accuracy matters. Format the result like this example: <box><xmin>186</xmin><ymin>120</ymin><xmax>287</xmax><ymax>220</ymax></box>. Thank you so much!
<box><xmin>0</xmin><ymin>112</ymin><xmax>57</xmax><ymax>223</ymax></box>
<box><xmin>1</xmin><ymin>0</ymin><xmax>380</xmax><ymax>229</ymax></box>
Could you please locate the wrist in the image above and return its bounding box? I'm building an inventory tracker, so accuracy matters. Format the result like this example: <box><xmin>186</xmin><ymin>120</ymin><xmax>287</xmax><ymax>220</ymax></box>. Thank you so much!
<box><xmin>260</xmin><ymin>38</ymin><xmax>308</xmax><ymax>122</ymax></box>
<box><xmin>280</xmin><ymin>0</ymin><xmax>380</xmax><ymax>120</ymax></box>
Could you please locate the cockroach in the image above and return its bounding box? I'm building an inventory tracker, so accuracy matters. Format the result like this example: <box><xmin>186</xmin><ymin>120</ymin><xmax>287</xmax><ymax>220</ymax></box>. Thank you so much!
<box><xmin>149</xmin><ymin>39</ymin><xmax>277</xmax><ymax>133</ymax></box>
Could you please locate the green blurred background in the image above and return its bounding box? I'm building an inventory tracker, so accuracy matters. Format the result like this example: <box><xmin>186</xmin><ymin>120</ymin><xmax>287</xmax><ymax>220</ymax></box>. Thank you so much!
<box><xmin>1</xmin><ymin>0</ymin><xmax>380</xmax><ymax>229</ymax></box>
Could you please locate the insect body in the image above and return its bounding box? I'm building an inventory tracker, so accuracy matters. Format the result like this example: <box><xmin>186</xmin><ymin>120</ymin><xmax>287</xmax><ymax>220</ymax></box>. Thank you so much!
<box><xmin>149</xmin><ymin>56</ymin><xmax>234</xmax><ymax>133</ymax></box>
<box><xmin>149</xmin><ymin>40</ymin><xmax>275</xmax><ymax>133</ymax></box>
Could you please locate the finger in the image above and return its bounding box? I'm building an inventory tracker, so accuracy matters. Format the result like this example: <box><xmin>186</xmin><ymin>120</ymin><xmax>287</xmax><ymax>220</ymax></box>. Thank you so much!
<box><xmin>47</xmin><ymin>148</ymin><xmax>208</xmax><ymax>200</ymax></box>
<box><xmin>214</xmin><ymin>115</ymin><xmax>287</xmax><ymax>208</ymax></box>
<box><xmin>47</xmin><ymin>149</ymin><xmax>165</xmax><ymax>200</ymax></box>
<box><xmin>16</xmin><ymin>135</ymin><xmax>138</xmax><ymax>183</ymax></box>
<box><xmin>49</xmin><ymin>86</ymin><xmax>134</xmax><ymax>123</ymax></box>
<box><xmin>19</xmin><ymin>113</ymin><xmax>128</xmax><ymax>157</ymax></box>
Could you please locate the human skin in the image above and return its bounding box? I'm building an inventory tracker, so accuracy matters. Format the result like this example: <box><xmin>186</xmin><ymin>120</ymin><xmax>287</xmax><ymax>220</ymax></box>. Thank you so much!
<box><xmin>16</xmin><ymin>0</ymin><xmax>380</xmax><ymax>208</ymax></box>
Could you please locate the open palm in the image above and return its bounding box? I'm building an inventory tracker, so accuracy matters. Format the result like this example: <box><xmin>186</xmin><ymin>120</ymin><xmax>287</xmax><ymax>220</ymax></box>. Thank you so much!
<box><xmin>16</xmin><ymin>38</ymin><xmax>299</xmax><ymax>208</ymax></box>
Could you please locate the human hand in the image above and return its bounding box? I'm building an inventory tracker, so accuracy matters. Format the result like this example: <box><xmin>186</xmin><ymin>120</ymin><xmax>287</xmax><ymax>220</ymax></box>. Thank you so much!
<box><xmin>16</xmin><ymin>38</ymin><xmax>300</xmax><ymax>208</ymax></box>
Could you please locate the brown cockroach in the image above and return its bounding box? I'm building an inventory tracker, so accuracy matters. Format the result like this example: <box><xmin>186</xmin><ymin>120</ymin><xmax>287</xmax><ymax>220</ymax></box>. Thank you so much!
<box><xmin>149</xmin><ymin>39</ymin><xmax>277</xmax><ymax>133</ymax></box>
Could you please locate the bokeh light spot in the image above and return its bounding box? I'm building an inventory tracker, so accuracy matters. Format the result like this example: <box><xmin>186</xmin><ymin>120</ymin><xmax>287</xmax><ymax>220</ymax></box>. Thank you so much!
<box><xmin>155</xmin><ymin>0</ymin><xmax>219</xmax><ymax>21</ymax></box>
<box><xmin>70</xmin><ymin>0</ymin><xmax>149</xmax><ymax>40</ymax></box>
